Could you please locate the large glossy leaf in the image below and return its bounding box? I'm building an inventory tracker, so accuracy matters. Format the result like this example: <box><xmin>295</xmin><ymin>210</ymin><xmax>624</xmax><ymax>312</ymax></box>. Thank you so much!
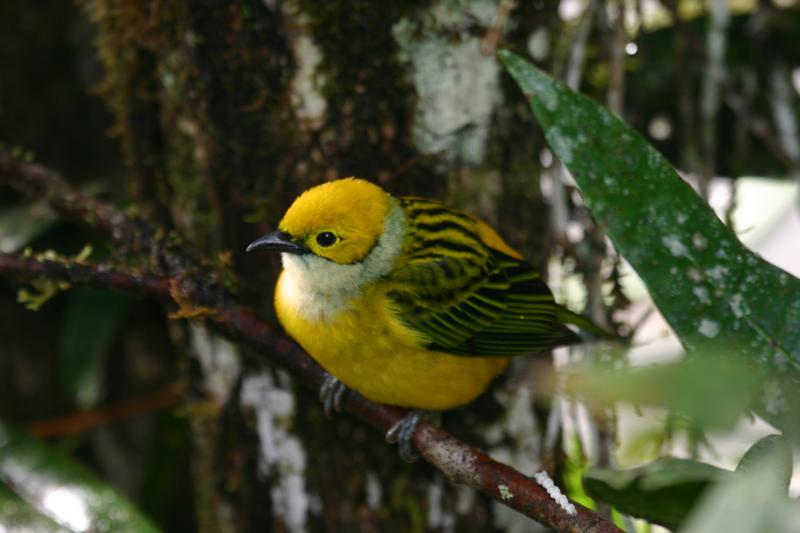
<box><xmin>499</xmin><ymin>50</ymin><xmax>800</xmax><ymax>438</ymax></box>
<box><xmin>58</xmin><ymin>288</ymin><xmax>130</xmax><ymax>408</ymax></box>
<box><xmin>0</xmin><ymin>422</ymin><xmax>160</xmax><ymax>532</ymax></box>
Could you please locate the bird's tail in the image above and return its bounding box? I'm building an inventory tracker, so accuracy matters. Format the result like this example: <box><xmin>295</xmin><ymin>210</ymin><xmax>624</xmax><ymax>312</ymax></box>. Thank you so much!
<box><xmin>555</xmin><ymin>306</ymin><xmax>617</xmax><ymax>341</ymax></box>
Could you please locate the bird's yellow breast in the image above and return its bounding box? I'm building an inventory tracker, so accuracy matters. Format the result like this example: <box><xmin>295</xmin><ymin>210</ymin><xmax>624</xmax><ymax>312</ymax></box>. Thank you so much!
<box><xmin>275</xmin><ymin>271</ymin><xmax>509</xmax><ymax>411</ymax></box>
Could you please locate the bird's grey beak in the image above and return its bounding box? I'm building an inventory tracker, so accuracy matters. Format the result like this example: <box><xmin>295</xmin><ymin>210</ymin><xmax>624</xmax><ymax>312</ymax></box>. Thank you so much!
<box><xmin>246</xmin><ymin>231</ymin><xmax>309</xmax><ymax>254</ymax></box>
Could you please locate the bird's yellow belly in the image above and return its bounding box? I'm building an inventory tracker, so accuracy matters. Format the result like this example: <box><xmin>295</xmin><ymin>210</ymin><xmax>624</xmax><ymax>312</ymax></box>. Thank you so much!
<box><xmin>275</xmin><ymin>278</ymin><xmax>509</xmax><ymax>411</ymax></box>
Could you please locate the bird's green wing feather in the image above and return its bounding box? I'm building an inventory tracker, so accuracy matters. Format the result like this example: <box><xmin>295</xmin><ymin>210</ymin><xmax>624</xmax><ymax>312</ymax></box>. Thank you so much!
<box><xmin>389</xmin><ymin>251</ymin><xmax>579</xmax><ymax>356</ymax></box>
<box><xmin>387</xmin><ymin>197</ymin><xmax>580</xmax><ymax>356</ymax></box>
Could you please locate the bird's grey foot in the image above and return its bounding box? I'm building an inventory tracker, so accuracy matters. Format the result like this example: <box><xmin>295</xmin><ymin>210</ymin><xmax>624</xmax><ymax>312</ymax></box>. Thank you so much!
<box><xmin>385</xmin><ymin>410</ymin><xmax>441</xmax><ymax>463</ymax></box>
<box><xmin>319</xmin><ymin>374</ymin><xmax>348</xmax><ymax>419</ymax></box>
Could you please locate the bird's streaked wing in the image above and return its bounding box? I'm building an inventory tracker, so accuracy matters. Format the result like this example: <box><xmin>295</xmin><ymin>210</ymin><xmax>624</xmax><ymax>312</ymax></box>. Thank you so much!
<box><xmin>388</xmin><ymin>197</ymin><xmax>579</xmax><ymax>356</ymax></box>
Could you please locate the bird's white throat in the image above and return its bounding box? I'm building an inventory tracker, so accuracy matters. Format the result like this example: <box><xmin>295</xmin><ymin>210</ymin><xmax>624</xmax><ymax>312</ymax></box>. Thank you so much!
<box><xmin>278</xmin><ymin>201</ymin><xmax>406</xmax><ymax>322</ymax></box>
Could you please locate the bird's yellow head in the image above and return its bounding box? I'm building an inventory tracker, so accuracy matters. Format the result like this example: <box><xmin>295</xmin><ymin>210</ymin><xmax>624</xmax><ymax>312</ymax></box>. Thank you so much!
<box><xmin>248</xmin><ymin>178</ymin><xmax>394</xmax><ymax>264</ymax></box>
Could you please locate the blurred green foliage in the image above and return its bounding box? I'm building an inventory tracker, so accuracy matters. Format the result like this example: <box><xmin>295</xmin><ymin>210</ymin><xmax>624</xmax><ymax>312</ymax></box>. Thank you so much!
<box><xmin>0</xmin><ymin>422</ymin><xmax>161</xmax><ymax>532</ymax></box>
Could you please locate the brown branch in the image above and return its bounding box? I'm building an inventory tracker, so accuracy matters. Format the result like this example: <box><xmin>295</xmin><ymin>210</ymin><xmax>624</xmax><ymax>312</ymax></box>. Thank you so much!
<box><xmin>0</xmin><ymin>253</ymin><xmax>621</xmax><ymax>532</ymax></box>
<box><xmin>724</xmin><ymin>91</ymin><xmax>794</xmax><ymax>168</ymax></box>
<box><xmin>480</xmin><ymin>0</ymin><xmax>516</xmax><ymax>56</ymax></box>
<box><xmin>664</xmin><ymin>0</ymin><xmax>701</xmax><ymax>175</ymax></box>
<box><xmin>0</xmin><ymin>150</ymin><xmax>621</xmax><ymax>532</ymax></box>
<box><xmin>0</xmin><ymin>149</ymin><xmax>190</xmax><ymax>274</ymax></box>
<box><xmin>27</xmin><ymin>382</ymin><xmax>183</xmax><ymax>438</ymax></box>
<box><xmin>0</xmin><ymin>151</ymin><xmax>143</xmax><ymax>247</ymax></box>
<box><xmin>605</xmin><ymin>0</ymin><xmax>626</xmax><ymax>117</ymax></box>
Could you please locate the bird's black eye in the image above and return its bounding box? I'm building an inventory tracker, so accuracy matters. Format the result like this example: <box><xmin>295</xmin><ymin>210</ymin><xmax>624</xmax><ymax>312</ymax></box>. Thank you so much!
<box><xmin>315</xmin><ymin>231</ymin><xmax>337</xmax><ymax>247</ymax></box>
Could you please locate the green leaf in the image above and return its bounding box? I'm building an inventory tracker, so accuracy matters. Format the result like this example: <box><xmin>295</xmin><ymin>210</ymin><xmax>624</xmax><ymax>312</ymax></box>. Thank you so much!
<box><xmin>583</xmin><ymin>457</ymin><xmax>731</xmax><ymax>529</ymax></box>
<box><xmin>0</xmin><ymin>483</ymin><xmax>67</xmax><ymax>532</ymax></box>
<box><xmin>563</xmin><ymin>433</ymin><xmax>596</xmax><ymax>509</ymax></box>
<box><xmin>499</xmin><ymin>49</ymin><xmax>800</xmax><ymax>439</ymax></box>
<box><xmin>682</xmin><ymin>446</ymin><xmax>798</xmax><ymax>533</ymax></box>
<box><xmin>584</xmin><ymin>434</ymin><xmax>795</xmax><ymax>530</ymax></box>
<box><xmin>58</xmin><ymin>288</ymin><xmax>130</xmax><ymax>408</ymax></box>
<box><xmin>0</xmin><ymin>422</ymin><xmax>161</xmax><ymax>532</ymax></box>
<box><xmin>735</xmin><ymin>434</ymin><xmax>793</xmax><ymax>493</ymax></box>
<box><xmin>566</xmin><ymin>355</ymin><xmax>762</xmax><ymax>431</ymax></box>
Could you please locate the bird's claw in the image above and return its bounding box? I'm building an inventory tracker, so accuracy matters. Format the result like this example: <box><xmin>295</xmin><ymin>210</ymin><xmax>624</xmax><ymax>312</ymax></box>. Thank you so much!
<box><xmin>386</xmin><ymin>410</ymin><xmax>440</xmax><ymax>463</ymax></box>
<box><xmin>319</xmin><ymin>375</ymin><xmax>348</xmax><ymax>419</ymax></box>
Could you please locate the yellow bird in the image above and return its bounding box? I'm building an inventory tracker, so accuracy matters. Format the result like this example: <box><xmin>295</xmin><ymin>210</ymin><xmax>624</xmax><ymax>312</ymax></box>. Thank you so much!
<box><xmin>247</xmin><ymin>178</ymin><xmax>597</xmax><ymax>460</ymax></box>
